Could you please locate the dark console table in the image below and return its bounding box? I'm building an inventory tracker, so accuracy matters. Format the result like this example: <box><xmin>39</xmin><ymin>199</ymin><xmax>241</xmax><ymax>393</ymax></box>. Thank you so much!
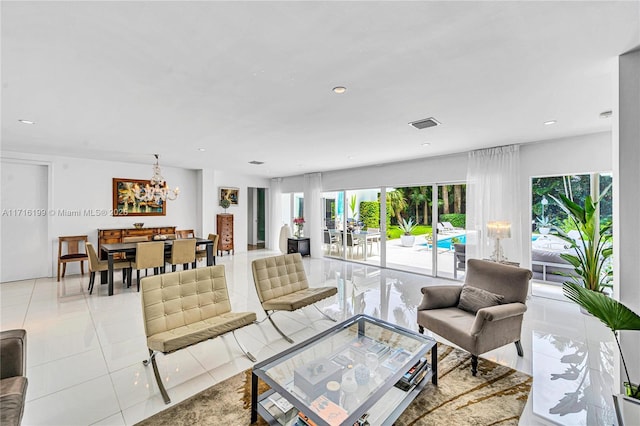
<box><xmin>287</xmin><ymin>237</ymin><xmax>310</xmax><ymax>257</ymax></box>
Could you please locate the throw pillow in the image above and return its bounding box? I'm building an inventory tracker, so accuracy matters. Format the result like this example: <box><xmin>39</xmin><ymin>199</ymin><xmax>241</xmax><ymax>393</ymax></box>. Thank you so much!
<box><xmin>457</xmin><ymin>286</ymin><xmax>504</xmax><ymax>314</ymax></box>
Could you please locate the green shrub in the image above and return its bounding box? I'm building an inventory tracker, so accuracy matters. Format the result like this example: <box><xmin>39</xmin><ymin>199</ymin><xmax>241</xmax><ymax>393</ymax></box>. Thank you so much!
<box><xmin>359</xmin><ymin>201</ymin><xmax>380</xmax><ymax>229</ymax></box>
<box><xmin>439</xmin><ymin>213</ymin><xmax>466</xmax><ymax>228</ymax></box>
<box><xmin>387</xmin><ymin>225</ymin><xmax>432</xmax><ymax>240</ymax></box>
<box><xmin>359</xmin><ymin>201</ymin><xmax>391</xmax><ymax>230</ymax></box>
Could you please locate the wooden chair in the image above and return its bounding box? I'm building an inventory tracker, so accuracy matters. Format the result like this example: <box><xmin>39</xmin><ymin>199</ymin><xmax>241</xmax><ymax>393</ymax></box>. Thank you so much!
<box><xmin>57</xmin><ymin>235</ymin><xmax>89</xmax><ymax>281</ymax></box>
<box><xmin>85</xmin><ymin>242</ymin><xmax>131</xmax><ymax>295</ymax></box>
<box><xmin>175</xmin><ymin>229</ymin><xmax>195</xmax><ymax>239</ymax></box>
<box><xmin>122</xmin><ymin>236</ymin><xmax>149</xmax><ymax>243</ymax></box>
<box><xmin>131</xmin><ymin>242</ymin><xmax>165</xmax><ymax>292</ymax></box>
<box><xmin>165</xmin><ymin>239</ymin><xmax>196</xmax><ymax>272</ymax></box>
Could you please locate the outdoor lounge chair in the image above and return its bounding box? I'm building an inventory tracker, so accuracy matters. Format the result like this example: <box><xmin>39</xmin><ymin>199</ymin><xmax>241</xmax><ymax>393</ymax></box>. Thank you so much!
<box><xmin>442</xmin><ymin>221</ymin><xmax>462</xmax><ymax>231</ymax></box>
<box><xmin>437</xmin><ymin>223</ymin><xmax>454</xmax><ymax>234</ymax></box>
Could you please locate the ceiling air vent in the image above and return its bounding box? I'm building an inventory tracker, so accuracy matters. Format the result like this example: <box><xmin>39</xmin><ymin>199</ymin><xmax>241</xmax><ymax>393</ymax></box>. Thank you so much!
<box><xmin>248</xmin><ymin>160</ymin><xmax>264</xmax><ymax>165</ymax></box>
<box><xmin>408</xmin><ymin>117</ymin><xmax>441</xmax><ymax>130</ymax></box>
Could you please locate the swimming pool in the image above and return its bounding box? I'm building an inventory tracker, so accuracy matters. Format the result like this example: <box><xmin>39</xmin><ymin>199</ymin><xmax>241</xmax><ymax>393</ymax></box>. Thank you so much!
<box><xmin>419</xmin><ymin>234</ymin><xmax>467</xmax><ymax>249</ymax></box>
<box><xmin>421</xmin><ymin>233</ymin><xmax>539</xmax><ymax>249</ymax></box>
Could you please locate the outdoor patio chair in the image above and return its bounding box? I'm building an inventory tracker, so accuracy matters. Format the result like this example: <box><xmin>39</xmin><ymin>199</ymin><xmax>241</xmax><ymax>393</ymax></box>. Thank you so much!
<box><xmin>442</xmin><ymin>222</ymin><xmax>462</xmax><ymax>231</ymax></box>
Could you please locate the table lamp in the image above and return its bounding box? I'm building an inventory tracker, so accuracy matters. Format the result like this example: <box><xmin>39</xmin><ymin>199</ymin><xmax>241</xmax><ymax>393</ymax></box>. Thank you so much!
<box><xmin>487</xmin><ymin>221</ymin><xmax>511</xmax><ymax>262</ymax></box>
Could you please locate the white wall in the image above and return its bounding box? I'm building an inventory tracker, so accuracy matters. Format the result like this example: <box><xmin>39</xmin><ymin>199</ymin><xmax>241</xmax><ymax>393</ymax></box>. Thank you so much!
<box><xmin>616</xmin><ymin>48</ymin><xmax>640</xmax><ymax>391</ymax></box>
<box><xmin>1</xmin><ymin>152</ymin><xmax>195</xmax><ymax>279</ymax></box>
<box><xmin>518</xmin><ymin>132</ymin><xmax>612</xmax><ymax>267</ymax></box>
<box><xmin>280</xmin><ymin>131</ymin><xmax>612</xmax><ymax>267</ymax></box>
<box><xmin>199</xmin><ymin>170</ymin><xmax>270</xmax><ymax>254</ymax></box>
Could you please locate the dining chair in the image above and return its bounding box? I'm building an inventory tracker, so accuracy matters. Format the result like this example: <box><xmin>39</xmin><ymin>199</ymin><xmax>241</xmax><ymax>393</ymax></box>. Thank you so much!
<box><xmin>130</xmin><ymin>242</ymin><xmax>165</xmax><ymax>291</ymax></box>
<box><xmin>57</xmin><ymin>235</ymin><xmax>89</xmax><ymax>281</ymax></box>
<box><xmin>165</xmin><ymin>239</ymin><xmax>196</xmax><ymax>272</ymax></box>
<box><xmin>366</xmin><ymin>227</ymin><xmax>380</xmax><ymax>255</ymax></box>
<box><xmin>85</xmin><ymin>242</ymin><xmax>131</xmax><ymax>295</ymax></box>
<box><xmin>196</xmin><ymin>233</ymin><xmax>218</xmax><ymax>265</ymax></box>
<box><xmin>122</xmin><ymin>236</ymin><xmax>149</xmax><ymax>243</ymax></box>
<box><xmin>175</xmin><ymin>229</ymin><xmax>195</xmax><ymax>239</ymax></box>
<box><xmin>346</xmin><ymin>232</ymin><xmax>362</xmax><ymax>259</ymax></box>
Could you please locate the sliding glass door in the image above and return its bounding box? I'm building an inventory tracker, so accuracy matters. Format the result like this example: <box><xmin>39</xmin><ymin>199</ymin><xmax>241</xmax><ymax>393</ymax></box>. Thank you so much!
<box><xmin>321</xmin><ymin>189</ymin><xmax>382</xmax><ymax>267</ymax></box>
<box><xmin>531</xmin><ymin>173</ymin><xmax>612</xmax><ymax>286</ymax></box>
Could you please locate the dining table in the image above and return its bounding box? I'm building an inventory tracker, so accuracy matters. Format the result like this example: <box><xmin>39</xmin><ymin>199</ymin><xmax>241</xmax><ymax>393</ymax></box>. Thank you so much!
<box><xmin>328</xmin><ymin>229</ymin><xmax>381</xmax><ymax>261</ymax></box>
<box><xmin>99</xmin><ymin>237</ymin><xmax>214</xmax><ymax>296</ymax></box>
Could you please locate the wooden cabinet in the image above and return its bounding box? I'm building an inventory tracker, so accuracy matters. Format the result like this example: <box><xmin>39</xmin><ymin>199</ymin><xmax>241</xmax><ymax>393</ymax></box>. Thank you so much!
<box><xmin>97</xmin><ymin>226</ymin><xmax>176</xmax><ymax>256</ymax></box>
<box><xmin>216</xmin><ymin>214</ymin><xmax>234</xmax><ymax>255</ymax></box>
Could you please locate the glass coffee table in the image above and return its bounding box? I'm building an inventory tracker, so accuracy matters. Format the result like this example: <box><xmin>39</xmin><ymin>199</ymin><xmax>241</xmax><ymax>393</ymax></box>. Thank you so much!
<box><xmin>251</xmin><ymin>314</ymin><xmax>437</xmax><ymax>425</ymax></box>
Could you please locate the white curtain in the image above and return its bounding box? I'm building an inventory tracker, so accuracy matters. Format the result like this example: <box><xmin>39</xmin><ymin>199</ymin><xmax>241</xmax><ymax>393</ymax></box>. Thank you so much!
<box><xmin>303</xmin><ymin>173</ymin><xmax>323</xmax><ymax>258</ymax></box>
<box><xmin>269</xmin><ymin>178</ymin><xmax>283</xmax><ymax>251</ymax></box>
<box><xmin>465</xmin><ymin>145</ymin><xmax>522</xmax><ymax>263</ymax></box>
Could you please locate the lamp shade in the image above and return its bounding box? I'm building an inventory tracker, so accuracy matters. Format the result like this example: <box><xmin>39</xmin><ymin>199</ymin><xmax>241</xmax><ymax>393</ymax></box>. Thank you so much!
<box><xmin>487</xmin><ymin>221</ymin><xmax>511</xmax><ymax>239</ymax></box>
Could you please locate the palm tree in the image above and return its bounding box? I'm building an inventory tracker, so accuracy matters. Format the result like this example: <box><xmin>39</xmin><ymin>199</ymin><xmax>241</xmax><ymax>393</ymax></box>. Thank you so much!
<box><xmin>564</xmin><ymin>282</ymin><xmax>640</xmax><ymax>399</ymax></box>
<box><xmin>386</xmin><ymin>190</ymin><xmax>407</xmax><ymax>224</ymax></box>
<box><xmin>441</xmin><ymin>185</ymin><xmax>450</xmax><ymax>214</ymax></box>
<box><xmin>454</xmin><ymin>185</ymin><xmax>463</xmax><ymax>213</ymax></box>
<box><xmin>409</xmin><ymin>188</ymin><xmax>425</xmax><ymax>223</ymax></box>
<box><xmin>420</xmin><ymin>186</ymin><xmax>430</xmax><ymax>225</ymax></box>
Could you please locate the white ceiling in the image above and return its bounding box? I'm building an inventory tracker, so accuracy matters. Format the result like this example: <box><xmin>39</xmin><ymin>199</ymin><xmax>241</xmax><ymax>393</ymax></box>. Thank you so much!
<box><xmin>2</xmin><ymin>1</ymin><xmax>639</xmax><ymax>178</ymax></box>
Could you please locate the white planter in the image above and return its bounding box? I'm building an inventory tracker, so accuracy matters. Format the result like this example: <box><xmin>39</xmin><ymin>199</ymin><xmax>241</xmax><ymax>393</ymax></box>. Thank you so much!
<box><xmin>400</xmin><ymin>235</ymin><xmax>415</xmax><ymax>247</ymax></box>
<box><xmin>539</xmin><ymin>227</ymin><xmax>551</xmax><ymax>235</ymax></box>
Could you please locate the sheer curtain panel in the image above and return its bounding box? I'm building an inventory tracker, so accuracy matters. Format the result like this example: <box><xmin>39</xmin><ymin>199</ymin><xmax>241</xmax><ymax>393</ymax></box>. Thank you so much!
<box><xmin>465</xmin><ymin>145</ymin><xmax>523</xmax><ymax>264</ymax></box>
<box><xmin>269</xmin><ymin>178</ymin><xmax>283</xmax><ymax>251</ymax></box>
<box><xmin>303</xmin><ymin>173</ymin><xmax>323</xmax><ymax>258</ymax></box>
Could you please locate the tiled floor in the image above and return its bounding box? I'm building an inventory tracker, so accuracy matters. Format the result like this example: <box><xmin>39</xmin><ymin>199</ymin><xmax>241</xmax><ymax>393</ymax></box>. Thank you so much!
<box><xmin>0</xmin><ymin>250</ymin><xmax>618</xmax><ymax>425</ymax></box>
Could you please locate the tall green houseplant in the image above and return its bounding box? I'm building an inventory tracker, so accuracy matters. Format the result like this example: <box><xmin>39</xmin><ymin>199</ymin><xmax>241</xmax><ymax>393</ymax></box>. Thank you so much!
<box><xmin>564</xmin><ymin>282</ymin><xmax>640</xmax><ymax>399</ymax></box>
<box><xmin>550</xmin><ymin>188</ymin><xmax>612</xmax><ymax>292</ymax></box>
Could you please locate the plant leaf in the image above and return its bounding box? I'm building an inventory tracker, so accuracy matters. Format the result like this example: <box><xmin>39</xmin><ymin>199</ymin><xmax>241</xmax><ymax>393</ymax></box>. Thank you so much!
<box><xmin>563</xmin><ymin>282</ymin><xmax>640</xmax><ymax>331</ymax></box>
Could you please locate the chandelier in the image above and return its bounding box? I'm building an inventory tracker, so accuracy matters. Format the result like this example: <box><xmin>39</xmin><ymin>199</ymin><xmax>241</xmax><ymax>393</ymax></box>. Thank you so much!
<box><xmin>133</xmin><ymin>154</ymin><xmax>179</xmax><ymax>203</ymax></box>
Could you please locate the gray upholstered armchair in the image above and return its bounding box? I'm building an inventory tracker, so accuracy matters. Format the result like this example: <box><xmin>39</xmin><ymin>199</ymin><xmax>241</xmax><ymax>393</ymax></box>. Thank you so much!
<box><xmin>417</xmin><ymin>259</ymin><xmax>532</xmax><ymax>375</ymax></box>
<box><xmin>1</xmin><ymin>329</ymin><xmax>28</xmax><ymax>425</ymax></box>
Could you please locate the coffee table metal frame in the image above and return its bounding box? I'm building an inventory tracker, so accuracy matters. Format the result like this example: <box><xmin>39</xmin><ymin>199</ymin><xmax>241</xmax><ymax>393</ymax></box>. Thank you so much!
<box><xmin>251</xmin><ymin>314</ymin><xmax>437</xmax><ymax>426</ymax></box>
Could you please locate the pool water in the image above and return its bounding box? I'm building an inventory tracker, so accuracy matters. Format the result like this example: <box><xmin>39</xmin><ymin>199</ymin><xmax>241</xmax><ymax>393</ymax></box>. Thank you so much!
<box><xmin>420</xmin><ymin>234</ymin><xmax>539</xmax><ymax>249</ymax></box>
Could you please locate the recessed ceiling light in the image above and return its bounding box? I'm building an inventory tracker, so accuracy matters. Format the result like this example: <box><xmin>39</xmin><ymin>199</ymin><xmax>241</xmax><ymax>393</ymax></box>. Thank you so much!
<box><xmin>197</xmin><ymin>148</ymin><xmax>206</xmax><ymax>152</ymax></box>
<box><xmin>347</xmin><ymin>156</ymin><xmax>354</xmax><ymax>160</ymax></box>
<box><xmin>332</xmin><ymin>86</ymin><xmax>347</xmax><ymax>94</ymax></box>
<box><xmin>421</xmin><ymin>142</ymin><xmax>431</xmax><ymax>147</ymax></box>
<box><xmin>18</xmin><ymin>119</ymin><xmax>35</xmax><ymax>124</ymax></box>
<box><xmin>599</xmin><ymin>110</ymin><xmax>613</xmax><ymax>119</ymax></box>
<box><xmin>544</xmin><ymin>120</ymin><xmax>557</xmax><ymax>125</ymax></box>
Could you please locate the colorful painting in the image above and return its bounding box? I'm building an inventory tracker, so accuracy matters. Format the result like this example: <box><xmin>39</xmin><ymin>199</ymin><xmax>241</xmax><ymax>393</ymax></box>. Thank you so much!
<box><xmin>220</xmin><ymin>187</ymin><xmax>239</xmax><ymax>205</ymax></box>
<box><xmin>112</xmin><ymin>178</ymin><xmax>166</xmax><ymax>216</ymax></box>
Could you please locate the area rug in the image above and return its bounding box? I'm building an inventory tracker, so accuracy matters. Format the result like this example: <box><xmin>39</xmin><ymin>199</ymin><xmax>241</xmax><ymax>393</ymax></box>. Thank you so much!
<box><xmin>136</xmin><ymin>345</ymin><xmax>532</xmax><ymax>426</ymax></box>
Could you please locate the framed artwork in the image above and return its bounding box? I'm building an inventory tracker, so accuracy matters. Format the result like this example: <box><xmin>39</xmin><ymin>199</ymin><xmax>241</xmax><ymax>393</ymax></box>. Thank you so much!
<box><xmin>112</xmin><ymin>178</ymin><xmax>166</xmax><ymax>216</ymax></box>
<box><xmin>220</xmin><ymin>187</ymin><xmax>239</xmax><ymax>205</ymax></box>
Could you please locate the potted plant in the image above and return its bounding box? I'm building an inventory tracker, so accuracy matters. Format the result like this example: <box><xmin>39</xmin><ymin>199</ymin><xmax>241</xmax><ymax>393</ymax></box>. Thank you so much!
<box><xmin>293</xmin><ymin>217</ymin><xmax>305</xmax><ymax>238</ymax></box>
<box><xmin>550</xmin><ymin>188</ymin><xmax>612</xmax><ymax>293</ymax></box>
<box><xmin>535</xmin><ymin>215</ymin><xmax>553</xmax><ymax>235</ymax></box>
<box><xmin>220</xmin><ymin>198</ymin><xmax>231</xmax><ymax>213</ymax></box>
<box><xmin>398</xmin><ymin>218</ymin><xmax>417</xmax><ymax>247</ymax></box>
<box><xmin>563</xmin><ymin>282</ymin><xmax>640</xmax><ymax>400</ymax></box>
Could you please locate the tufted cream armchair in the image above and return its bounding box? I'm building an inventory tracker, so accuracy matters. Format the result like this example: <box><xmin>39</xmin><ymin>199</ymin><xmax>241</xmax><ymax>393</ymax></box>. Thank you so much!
<box><xmin>140</xmin><ymin>265</ymin><xmax>257</xmax><ymax>404</ymax></box>
<box><xmin>251</xmin><ymin>253</ymin><xmax>337</xmax><ymax>343</ymax></box>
